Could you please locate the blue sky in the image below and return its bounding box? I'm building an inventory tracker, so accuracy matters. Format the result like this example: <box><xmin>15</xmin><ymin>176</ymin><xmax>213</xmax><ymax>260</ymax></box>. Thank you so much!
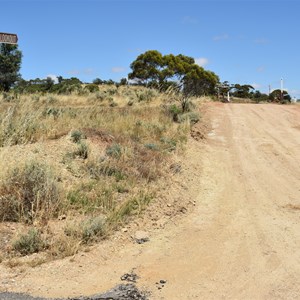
<box><xmin>1</xmin><ymin>0</ymin><xmax>299</xmax><ymax>98</ymax></box>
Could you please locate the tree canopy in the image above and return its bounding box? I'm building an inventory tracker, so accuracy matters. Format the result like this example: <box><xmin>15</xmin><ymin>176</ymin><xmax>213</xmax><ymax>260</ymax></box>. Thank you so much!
<box><xmin>14</xmin><ymin>76</ymin><xmax>83</xmax><ymax>94</ymax></box>
<box><xmin>231</xmin><ymin>84</ymin><xmax>254</xmax><ymax>98</ymax></box>
<box><xmin>0</xmin><ymin>44</ymin><xmax>22</xmax><ymax>91</ymax></box>
<box><xmin>269</xmin><ymin>89</ymin><xmax>291</xmax><ymax>103</ymax></box>
<box><xmin>128</xmin><ymin>50</ymin><xmax>219</xmax><ymax>96</ymax></box>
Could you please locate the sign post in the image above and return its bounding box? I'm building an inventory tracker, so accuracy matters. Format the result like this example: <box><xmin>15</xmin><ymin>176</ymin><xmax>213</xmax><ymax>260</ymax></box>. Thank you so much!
<box><xmin>0</xmin><ymin>32</ymin><xmax>18</xmax><ymax>44</ymax></box>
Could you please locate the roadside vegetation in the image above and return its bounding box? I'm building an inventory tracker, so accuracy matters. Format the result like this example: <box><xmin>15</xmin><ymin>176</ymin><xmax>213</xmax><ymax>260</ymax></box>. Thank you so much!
<box><xmin>0</xmin><ymin>43</ymin><xmax>295</xmax><ymax>268</ymax></box>
<box><xmin>0</xmin><ymin>84</ymin><xmax>201</xmax><ymax>265</ymax></box>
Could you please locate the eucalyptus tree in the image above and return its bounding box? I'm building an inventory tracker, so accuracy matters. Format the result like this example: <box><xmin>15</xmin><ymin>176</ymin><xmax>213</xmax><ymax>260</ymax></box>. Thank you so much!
<box><xmin>128</xmin><ymin>50</ymin><xmax>219</xmax><ymax>96</ymax></box>
<box><xmin>0</xmin><ymin>43</ymin><xmax>22</xmax><ymax>91</ymax></box>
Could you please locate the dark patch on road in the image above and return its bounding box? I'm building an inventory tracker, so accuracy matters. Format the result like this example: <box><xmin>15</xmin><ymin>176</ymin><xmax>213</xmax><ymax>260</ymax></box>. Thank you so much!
<box><xmin>0</xmin><ymin>284</ymin><xmax>148</xmax><ymax>300</ymax></box>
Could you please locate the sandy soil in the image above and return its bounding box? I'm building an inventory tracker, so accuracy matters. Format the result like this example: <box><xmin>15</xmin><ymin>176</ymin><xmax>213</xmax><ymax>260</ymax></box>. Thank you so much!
<box><xmin>1</xmin><ymin>103</ymin><xmax>300</xmax><ymax>299</ymax></box>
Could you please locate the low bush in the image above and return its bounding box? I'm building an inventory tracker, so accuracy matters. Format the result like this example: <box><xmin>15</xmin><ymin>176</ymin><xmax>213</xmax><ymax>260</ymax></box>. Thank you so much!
<box><xmin>0</xmin><ymin>161</ymin><xmax>60</xmax><ymax>223</ymax></box>
<box><xmin>84</xmin><ymin>84</ymin><xmax>99</xmax><ymax>93</ymax></box>
<box><xmin>106</xmin><ymin>143</ymin><xmax>122</xmax><ymax>159</ymax></box>
<box><xmin>12</xmin><ymin>228</ymin><xmax>46</xmax><ymax>255</ymax></box>
<box><xmin>64</xmin><ymin>216</ymin><xmax>106</xmax><ymax>244</ymax></box>
<box><xmin>70</xmin><ymin>130</ymin><xmax>85</xmax><ymax>143</ymax></box>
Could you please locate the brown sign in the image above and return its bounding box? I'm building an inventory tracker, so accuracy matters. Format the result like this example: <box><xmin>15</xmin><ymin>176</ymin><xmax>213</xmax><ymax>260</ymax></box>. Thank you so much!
<box><xmin>0</xmin><ymin>32</ymin><xmax>18</xmax><ymax>44</ymax></box>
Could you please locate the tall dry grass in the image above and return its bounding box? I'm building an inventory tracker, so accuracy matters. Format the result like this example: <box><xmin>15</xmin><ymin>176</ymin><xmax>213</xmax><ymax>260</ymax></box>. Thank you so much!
<box><xmin>0</xmin><ymin>86</ymin><xmax>197</xmax><ymax>261</ymax></box>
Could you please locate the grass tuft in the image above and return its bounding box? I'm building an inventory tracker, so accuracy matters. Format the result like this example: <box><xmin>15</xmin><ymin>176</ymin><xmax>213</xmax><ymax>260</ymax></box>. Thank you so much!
<box><xmin>0</xmin><ymin>161</ymin><xmax>60</xmax><ymax>223</ymax></box>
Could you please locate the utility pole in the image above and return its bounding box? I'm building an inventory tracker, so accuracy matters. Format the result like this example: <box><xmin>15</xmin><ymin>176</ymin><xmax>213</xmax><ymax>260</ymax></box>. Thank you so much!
<box><xmin>269</xmin><ymin>85</ymin><xmax>271</xmax><ymax>95</ymax></box>
<box><xmin>280</xmin><ymin>78</ymin><xmax>284</xmax><ymax>102</ymax></box>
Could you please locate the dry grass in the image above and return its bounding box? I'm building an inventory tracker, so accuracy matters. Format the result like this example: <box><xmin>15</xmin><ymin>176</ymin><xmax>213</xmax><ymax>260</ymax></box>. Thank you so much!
<box><xmin>0</xmin><ymin>161</ymin><xmax>61</xmax><ymax>223</ymax></box>
<box><xmin>0</xmin><ymin>86</ymin><xmax>199</xmax><ymax>264</ymax></box>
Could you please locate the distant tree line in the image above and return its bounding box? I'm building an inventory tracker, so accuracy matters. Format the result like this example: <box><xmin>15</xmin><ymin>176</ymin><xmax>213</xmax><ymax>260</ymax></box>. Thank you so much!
<box><xmin>12</xmin><ymin>76</ymin><xmax>130</xmax><ymax>94</ymax></box>
<box><xmin>217</xmin><ymin>81</ymin><xmax>291</xmax><ymax>103</ymax></box>
<box><xmin>0</xmin><ymin>44</ymin><xmax>292</xmax><ymax>103</ymax></box>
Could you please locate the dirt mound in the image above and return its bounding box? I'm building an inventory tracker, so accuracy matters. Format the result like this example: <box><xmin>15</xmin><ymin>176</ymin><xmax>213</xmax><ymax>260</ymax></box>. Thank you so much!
<box><xmin>81</xmin><ymin>128</ymin><xmax>115</xmax><ymax>144</ymax></box>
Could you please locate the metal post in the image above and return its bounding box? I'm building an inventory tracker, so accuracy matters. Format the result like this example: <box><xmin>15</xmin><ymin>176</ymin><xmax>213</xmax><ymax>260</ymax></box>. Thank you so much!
<box><xmin>280</xmin><ymin>78</ymin><xmax>283</xmax><ymax>102</ymax></box>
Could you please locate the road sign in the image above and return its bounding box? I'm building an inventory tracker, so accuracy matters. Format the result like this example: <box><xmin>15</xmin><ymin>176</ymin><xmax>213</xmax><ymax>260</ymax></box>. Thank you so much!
<box><xmin>0</xmin><ymin>32</ymin><xmax>18</xmax><ymax>44</ymax></box>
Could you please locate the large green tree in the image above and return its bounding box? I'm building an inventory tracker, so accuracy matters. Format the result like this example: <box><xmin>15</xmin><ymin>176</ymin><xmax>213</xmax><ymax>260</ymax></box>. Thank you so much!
<box><xmin>128</xmin><ymin>50</ymin><xmax>219</xmax><ymax>96</ymax></box>
<box><xmin>183</xmin><ymin>65</ymin><xmax>219</xmax><ymax>96</ymax></box>
<box><xmin>128</xmin><ymin>50</ymin><xmax>165</xmax><ymax>84</ymax></box>
<box><xmin>0</xmin><ymin>44</ymin><xmax>22</xmax><ymax>91</ymax></box>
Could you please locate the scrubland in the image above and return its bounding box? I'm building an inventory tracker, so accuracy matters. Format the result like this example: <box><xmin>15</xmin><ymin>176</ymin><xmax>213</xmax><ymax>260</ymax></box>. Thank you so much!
<box><xmin>0</xmin><ymin>85</ymin><xmax>200</xmax><ymax>265</ymax></box>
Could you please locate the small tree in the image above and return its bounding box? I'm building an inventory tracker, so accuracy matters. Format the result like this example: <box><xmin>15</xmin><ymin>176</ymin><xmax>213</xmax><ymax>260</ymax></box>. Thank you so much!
<box><xmin>120</xmin><ymin>78</ymin><xmax>128</xmax><ymax>85</ymax></box>
<box><xmin>0</xmin><ymin>44</ymin><xmax>22</xmax><ymax>91</ymax></box>
<box><xmin>231</xmin><ymin>84</ymin><xmax>254</xmax><ymax>98</ymax></box>
<box><xmin>93</xmin><ymin>78</ymin><xmax>103</xmax><ymax>85</ymax></box>
<box><xmin>269</xmin><ymin>89</ymin><xmax>291</xmax><ymax>103</ymax></box>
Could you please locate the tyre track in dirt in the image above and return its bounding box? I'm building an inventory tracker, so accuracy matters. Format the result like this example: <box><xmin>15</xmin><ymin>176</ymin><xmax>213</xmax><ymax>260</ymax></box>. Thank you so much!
<box><xmin>1</xmin><ymin>103</ymin><xmax>300</xmax><ymax>299</ymax></box>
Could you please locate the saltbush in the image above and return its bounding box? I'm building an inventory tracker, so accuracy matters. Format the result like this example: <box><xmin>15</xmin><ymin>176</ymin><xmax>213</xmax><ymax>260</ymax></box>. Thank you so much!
<box><xmin>13</xmin><ymin>228</ymin><xmax>46</xmax><ymax>255</ymax></box>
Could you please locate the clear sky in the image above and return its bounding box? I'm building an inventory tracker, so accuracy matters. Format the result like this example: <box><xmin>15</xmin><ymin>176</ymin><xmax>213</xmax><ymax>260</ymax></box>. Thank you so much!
<box><xmin>1</xmin><ymin>0</ymin><xmax>299</xmax><ymax>98</ymax></box>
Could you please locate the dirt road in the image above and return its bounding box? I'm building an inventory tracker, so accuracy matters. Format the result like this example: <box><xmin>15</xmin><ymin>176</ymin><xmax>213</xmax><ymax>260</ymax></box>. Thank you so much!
<box><xmin>1</xmin><ymin>103</ymin><xmax>300</xmax><ymax>299</ymax></box>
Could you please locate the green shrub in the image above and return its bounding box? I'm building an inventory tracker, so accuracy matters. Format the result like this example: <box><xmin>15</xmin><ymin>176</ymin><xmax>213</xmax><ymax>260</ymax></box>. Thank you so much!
<box><xmin>13</xmin><ymin>228</ymin><xmax>46</xmax><ymax>255</ymax></box>
<box><xmin>135</xmin><ymin>88</ymin><xmax>158</xmax><ymax>102</ymax></box>
<box><xmin>106</xmin><ymin>143</ymin><xmax>122</xmax><ymax>159</ymax></box>
<box><xmin>81</xmin><ymin>216</ymin><xmax>106</xmax><ymax>243</ymax></box>
<box><xmin>65</xmin><ymin>216</ymin><xmax>106</xmax><ymax>244</ymax></box>
<box><xmin>168</xmin><ymin>104</ymin><xmax>182</xmax><ymax>121</ymax></box>
<box><xmin>56</xmin><ymin>83</ymin><xmax>83</xmax><ymax>95</ymax></box>
<box><xmin>70</xmin><ymin>130</ymin><xmax>85</xmax><ymax>143</ymax></box>
<box><xmin>84</xmin><ymin>84</ymin><xmax>99</xmax><ymax>93</ymax></box>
